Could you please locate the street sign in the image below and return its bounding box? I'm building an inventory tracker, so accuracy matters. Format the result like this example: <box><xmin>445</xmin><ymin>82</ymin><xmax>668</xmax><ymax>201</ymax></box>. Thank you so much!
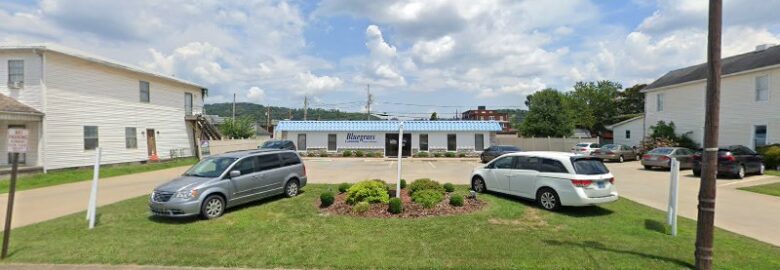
<box><xmin>7</xmin><ymin>128</ymin><xmax>29</xmax><ymax>153</ymax></box>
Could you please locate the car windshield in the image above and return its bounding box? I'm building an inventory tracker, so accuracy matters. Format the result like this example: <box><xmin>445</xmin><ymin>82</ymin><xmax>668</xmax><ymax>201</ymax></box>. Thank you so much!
<box><xmin>649</xmin><ymin>148</ymin><xmax>674</xmax><ymax>154</ymax></box>
<box><xmin>261</xmin><ymin>141</ymin><xmax>285</xmax><ymax>148</ymax></box>
<box><xmin>601</xmin><ymin>144</ymin><xmax>618</xmax><ymax>150</ymax></box>
<box><xmin>184</xmin><ymin>157</ymin><xmax>237</xmax><ymax>178</ymax></box>
<box><xmin>572</xmin><ymin>158</ymin><xmax>610</xmax><ymax>175</ymax></box>
<box><xmin>576</xmin><ymin>143</ymin><xmax>590</xmax><ymax>147</ymax></box>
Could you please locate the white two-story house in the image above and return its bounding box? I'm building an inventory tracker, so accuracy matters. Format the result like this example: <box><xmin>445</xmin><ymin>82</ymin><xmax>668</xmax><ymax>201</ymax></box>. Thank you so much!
<box><xmin>642</xmin><ymin>44</ymin><xmax>780</xmax><ymax>150</ymax></box>
<box><xmin>1</xmin><ymin>44</ymin><xmax>209</xmax><ymax>172</ymax></box>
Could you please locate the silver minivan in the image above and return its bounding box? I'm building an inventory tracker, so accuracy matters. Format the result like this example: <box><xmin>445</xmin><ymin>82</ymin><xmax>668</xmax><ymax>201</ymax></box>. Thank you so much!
<box><xmin>149</xmin><ymin>149</ymin><xmax>307</xmax><ymax>219</ymax></box>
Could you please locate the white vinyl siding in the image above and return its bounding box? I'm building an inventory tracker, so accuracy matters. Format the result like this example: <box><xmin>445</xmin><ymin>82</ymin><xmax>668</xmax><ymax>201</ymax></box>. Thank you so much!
<box><xmin>612</xmin><ymin>117</ymin><xmax>644</xmax><ymax>147</ymax></box>
<box><xmin>756</xmin><ymin>75</ymin><xmax>769</xmax><ymax>101</ymax></box>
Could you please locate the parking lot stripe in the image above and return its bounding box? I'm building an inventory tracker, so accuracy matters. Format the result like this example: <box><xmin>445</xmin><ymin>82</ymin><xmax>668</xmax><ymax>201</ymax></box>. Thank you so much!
<box><xmin>718</xmin><ymin>176</ymin><xmax>776</xmax><ymax>187</ymax></box>
<box><xmin>428</xmin><ymin>161</ymin><xmax>436</xmax><ymax>168</ymax></box>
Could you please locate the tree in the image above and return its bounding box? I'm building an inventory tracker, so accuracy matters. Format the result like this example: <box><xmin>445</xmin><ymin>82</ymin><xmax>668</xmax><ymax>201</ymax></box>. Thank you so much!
<box><xmin>519</xmin><ymin>89</ymin><xmax>574</xmax><ymax>137</ymax></box>
<box><xmin>219</xmin><ymin>117</ymin><xmax>255</xmax><ymax>139</ymax></box>
<box><xmin>430</xmin><ymin>112</ymin><xmax>438</xmax><ymax>120</ymax></box>
<box><xmin>566</xmin><ymin>80</ymin><xmax>622</xmax><ymax>134</ymax></box>
<box><xmin>617</xmin><ymin>83</ymin><xmax>646</xmax><ymax>115</ymax></box>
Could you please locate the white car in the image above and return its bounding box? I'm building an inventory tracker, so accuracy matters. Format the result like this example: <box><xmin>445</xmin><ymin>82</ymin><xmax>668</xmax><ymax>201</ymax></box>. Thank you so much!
<box><xmin>571</xmin><ymin>142</ymin><xmax>600</xmax><ymax>155</ymax></box>
<box><xmin>470</xmin><ymin>151</ymin><xmax>618</xmax><ymax>210</ymax></box>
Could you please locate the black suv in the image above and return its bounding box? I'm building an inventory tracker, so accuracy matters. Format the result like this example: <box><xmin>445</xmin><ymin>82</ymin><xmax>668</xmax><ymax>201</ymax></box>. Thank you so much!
<box><xmin>259</xmin><ymin>140</ymin><xmax>297</xmax><ymax>151</ymax></box>
<box><xmin>692</xmin><ymin>145</ymin><xmax>765</xmax><ymax>179</ymax></box>
<box><xmin>480</xmin><ymin>145</ymin><xmax>521</xmax><ymax>163</ymax></box>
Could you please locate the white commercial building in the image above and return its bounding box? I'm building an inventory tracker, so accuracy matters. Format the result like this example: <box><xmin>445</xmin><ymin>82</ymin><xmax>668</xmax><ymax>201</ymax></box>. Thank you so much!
<box><xmin>275</xmin><ymin>121</ymin><xmax>503</xmax><ymax>157</ymax></box>
<box><xmin>1</xmin><ymin>44</ymin><xmax>209</xmax><ymax>171</ymax></box>
<box><xmin>642</xmin><ymin>44</ymin><xmax>780</xmax><ymax>150</ymax></box>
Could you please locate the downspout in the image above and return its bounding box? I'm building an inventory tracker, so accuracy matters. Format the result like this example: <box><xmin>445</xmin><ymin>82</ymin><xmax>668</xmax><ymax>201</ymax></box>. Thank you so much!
<box><xmin>38</xmin><ymin>49</ymin><xmax>48</xmax><ymax>173</ymax></box>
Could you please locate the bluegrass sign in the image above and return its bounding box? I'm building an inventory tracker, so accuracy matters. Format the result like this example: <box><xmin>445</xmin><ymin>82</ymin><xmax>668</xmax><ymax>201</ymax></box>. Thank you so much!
<box><xmin>6</xmin><ymin>128</ymin><xmax>29</xmax><ymax>153</ymax></box>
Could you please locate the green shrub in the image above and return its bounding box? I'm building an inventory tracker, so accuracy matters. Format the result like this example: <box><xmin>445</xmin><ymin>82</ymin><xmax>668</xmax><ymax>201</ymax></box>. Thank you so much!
<box><xmin>408</xmin><ymin>178</ymin><xmax>444</xmax><ymax>195</ymax></box>
<box><xmin>443</xmin><ymin>183</ymin><xmax>455</xmax><ymax>193</ymax></box>
<box><xmin>319</xmin><ymin>151</ymin><xmax>329</xmax><ymax>157</ymax></box>
<box><xmin>388</xmin><ymin>198</ymin><xmax>403</xmax><ymax>214</ymax></box>
<box><xmin>338</xmin><ymin>183</ymin><xmax>351</xmax><ymax>193</ymax></box>
<box><xmin>433</xmin><ymin>152</ymin><xmax>442</xmax><ymax>157</ymax></box>
<box><xmin>307</xmin><ymin>152</ymin><xmax>318</xmax><ymax>157</ymax></box>
<box><xmin>458</xmin><ymin>153</ymin><xmax>467</xmax><ymax>158</ymax></box>
<box><xmin>355</xmin><ymin>150</ymin><xmax>365</xmax><ymax>157</ymax></box>
<box><xmin>449</xmin><ymin>194</ymin><xmax>464</xmax><ymax>207</ymax></box>
<box><xmin>342</xmin><ymin>150</ymin><xmax>353</xmax><ymax>157</ymax></box>
<box><xmin>444</xmin><ymin>152</ymin><xmax>456</xmax><ymax>158</ymax></box>
<box><xmin>365</xmin><ymin>152</ymin><xmax>374</xmax><ymax>157</ymax></box>
<box><xmin>345</xmin><ymin>180</ymin><xmax>390</xmax><ymax>204</ymax></box>
<box><xmin>412</xmin><ymin>189</ymin><xmax>444</xmax><ymax>208</ymax></box>
<box><xmin>353</xmin><ymin>201</ymin><xmax>370</xmax><ymax>213</ymax></box>
<box><xmin>400</xmin><ymin>179</ymin><xmax>407</xmax><ymax>189</ymax></box>
<box><xmin>320</xmin><ymin>192</ymin><xmax>335</xmax><ymax>207</ymax></box>
<box><xmin>758</xmin><ymin>144</ymin><xmax>780</xmax><ymax>169</ymax></box>
<box><xmin>415</xmin><ymin>151</ymin><xmax>429</xmax><ymax>157</ymax></box>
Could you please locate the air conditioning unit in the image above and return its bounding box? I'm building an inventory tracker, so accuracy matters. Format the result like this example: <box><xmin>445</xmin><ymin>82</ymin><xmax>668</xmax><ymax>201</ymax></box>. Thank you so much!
<box><xmin>8</xmin><ymin>81</ymin><xmax>23</xmax><ymax>89</ymax></box>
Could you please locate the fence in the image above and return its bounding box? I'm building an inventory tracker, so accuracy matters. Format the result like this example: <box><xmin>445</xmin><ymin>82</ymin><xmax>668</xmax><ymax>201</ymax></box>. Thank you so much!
<box><xmin>495</xmin><ymin>134</ymin><xmax>599</xmax><ymax>152</ymax></box>
<box><xmin>207</xmin><ymin>138</ymin><xmax>269</xmax><ymax>155</ymax></box>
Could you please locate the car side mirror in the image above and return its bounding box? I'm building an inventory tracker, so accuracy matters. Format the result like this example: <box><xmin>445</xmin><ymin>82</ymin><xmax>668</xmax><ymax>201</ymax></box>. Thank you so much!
<box><xmin>229</xmin><ymin>170</ymin><xmax>241</xmax><ymax>178</ymax></box>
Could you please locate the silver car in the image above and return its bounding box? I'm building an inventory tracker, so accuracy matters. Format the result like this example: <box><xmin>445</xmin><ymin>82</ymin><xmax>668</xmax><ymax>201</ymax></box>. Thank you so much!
<box><xmin>641</xmin><ymin>147</ymin><xmax>695</xmax><ymax>170</ymax></box>
<box><xmin>590</xmin><ymin>144</ymin><xmax>640</xmax><ymax>162</ymax></box>
<box><xmin>149</xmin><ymin>149</ymin><xmax>307</xmax><ymax>219</ymax></box>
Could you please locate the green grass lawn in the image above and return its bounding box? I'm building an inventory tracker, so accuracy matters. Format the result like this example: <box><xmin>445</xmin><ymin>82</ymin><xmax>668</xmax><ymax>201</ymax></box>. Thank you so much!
<box><xmin>739</xmin><ymin>181</ymin><xmax>780</xmax><ymax>197</ymax></box>
<box><xmin>4</xmin><ymin>184</ymin><xmax>779</xmax><ymax>269</ymax></box>
<box><xmin>766</xmin><ymin>170</ymin><xmax>780</xmax><ymax>177</ymax></box>
<box><xmin>0</xmin><ymin>158</ymin><xmax>197</xmax><ymax>194</ymax></box>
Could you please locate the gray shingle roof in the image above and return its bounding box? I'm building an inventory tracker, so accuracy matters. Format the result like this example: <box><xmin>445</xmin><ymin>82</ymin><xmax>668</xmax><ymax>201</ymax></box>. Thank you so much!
<box><xmin>0</xmin><ymin>93</ymin><xmax>43</xmax><ymax>115</ymax></box>
<box><xmin>645</xmin><ymin>44</ymin><xmax>780</xmax><ymax>90</ymax></box>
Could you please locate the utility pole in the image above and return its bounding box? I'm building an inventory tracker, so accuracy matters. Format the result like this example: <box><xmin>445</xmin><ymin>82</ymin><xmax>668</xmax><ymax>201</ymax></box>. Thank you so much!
<box><xmin>695</xmin><ymin>1</ymin><xmax>721</xmax><ymax>269</ymax></box>
<box><xmin>232</xmin><ymin>93</ymin><xmax>236</xmax><ymax>121</ymax></box>
<box><xmin>303</xmin><ymin>96</ymin><xmax>309</xmax><ymax>120</ymax></box>
<box><xmin>366</xmin><ymin>84</ymin><xmax>373</xmax><ymax>120</ymax></box>
<box><xmin>265</xmin><ymin>106</ymin><xmax>272</xmax><ymax>133</ymax></box>
<box><xmin>288</xmin><ymin>108</ymin><xmax>292</xmax><ymax>120</ymax></box>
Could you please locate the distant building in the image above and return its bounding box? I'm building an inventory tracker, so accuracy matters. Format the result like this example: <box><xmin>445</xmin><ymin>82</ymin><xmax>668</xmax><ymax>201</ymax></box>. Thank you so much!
<box><xmin>605</xmin><ymin>116</ymin><xmax>644</xmax><ymax>147</ymax></box>
<box><xmin>461</xmin><ymin>106</ymin><xmax>514</xmax><ymax>133</ymax></box>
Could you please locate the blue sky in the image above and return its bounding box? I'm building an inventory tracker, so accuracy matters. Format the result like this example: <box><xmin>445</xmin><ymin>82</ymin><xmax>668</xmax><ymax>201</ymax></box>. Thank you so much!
<box><xmin>2</xmin><ymin>0</ymin><xmax>780</xmax><ymax>119</ymax></box>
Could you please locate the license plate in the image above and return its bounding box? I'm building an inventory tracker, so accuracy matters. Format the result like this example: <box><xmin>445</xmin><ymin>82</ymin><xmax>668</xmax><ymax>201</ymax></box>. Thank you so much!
<box><xmin>597</xmin><ymin>181</ymin><xmax>605</xmax><ymax>188</ymax></box>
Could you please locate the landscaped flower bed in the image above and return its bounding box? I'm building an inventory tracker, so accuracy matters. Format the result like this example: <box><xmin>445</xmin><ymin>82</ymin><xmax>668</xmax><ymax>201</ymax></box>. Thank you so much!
<box><xmin>319</xmin><ymin>178</ymin><xmax>485</xmax><ymax>218</ymax></box>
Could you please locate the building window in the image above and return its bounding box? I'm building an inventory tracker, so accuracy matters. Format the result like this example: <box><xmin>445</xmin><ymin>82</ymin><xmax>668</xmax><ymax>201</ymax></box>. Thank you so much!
<box><xmin>327</xmin><ymin>134</ymin><xmax>337</xmax><ymax>151</ymax></box>
<box><xmin>297</xmin><ymin>134</ymin><xmax>307</xmax><ymax>150</ymax></box>
<box><xmin>756</xmin><ymin>75</ymin><xmax>769</xmax><ymax>101</ymax></box>
<box><xmin>475</xmin><ymin>134</ymin><xmax>484</xmax><ymax>151</ymax></box>
<box><xmin>625</xmin><ymin>130</ymin><xmax>631</xmax><ymax>139</ymax></box>
<box><xmin>7</xmin><ymin>60</ymin><xmax>23</xmax><ymax>86</ymax></box>
<box><xmin>754</xmin><ymin>125</ymin><xmax>767</xmax><ymax>149</ymax></box>
<box><xmin>125</xmin><ymin>127</ymin><xmax>137</xmax><ymax>149</ymax></box>
<box><xmin>184</xmin><ymin>93</ymin><xmax>193</xmax><ymax>115</ymax></box>
<box><xmin>656</xmin><ymin>93</ymin><xmax>664</xmax><ymax>112</ymax></box>
<box><xmin>84</xmin><ymin>126</ymin><xmax>99</xmax><ymax>150</ymax></box>
<box><xmin>447</xmin><ymin>134</ymin><xmax>456</xmax><ymax>151</ymax></box>
<box><xmin>140</xmin><ymin>81</ymin><xmax>150</xmax><ymax>103</ymax></box>
<box><xmin>419</xmin><ymin>134</ymin><xmax>429</xmax><ymax>151</ymax></box>
<box><xmin>7</xmin><ymin>125</ymin><xmax>26</xmax><ymax>164</ymax></box>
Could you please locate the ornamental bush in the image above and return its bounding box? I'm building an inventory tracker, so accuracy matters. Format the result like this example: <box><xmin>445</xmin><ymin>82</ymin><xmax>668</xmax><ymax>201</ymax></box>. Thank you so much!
<box><xmin>320</xmin><ymin>192</ymin><xmax>335</xmax><ymax>207</ymax></box>
<box><xmin>355</xmin><ymin>150</ymin><xmax>365</xmax><ymax>157</ymax></box>
<box><xmin>307</xmin><ymin>152</ymin><xmax>318</xmax><ymax>157</ymax></box>
<box><xmin>342</xmin><ymin>150</ymin><xmax>353</xmax><ymax>157</ymax></box>
<box><xmin>433</xmin><ymin>152</ymin><xmax>443</xmax><ymax>158</ymax></box>
<box><xmin>400</xmin><ymin>179</ymin><xmax>407</xmax><ymax>189</ymax></box>
<box><xmin>458</xmin><ymin>153</ymin><xmax>467</xmax><ymax>158</ymax></box>
<box><xmin>444</xmin><ymin>152</ymin><xmax>456</xmax><ymax>158</ymax></box>
<box><xmin>338</xmin><ymin>183</ymin><xmax>352</xmax><ymax>193</ymax></box>
<box><xmin>415</xmin><ymin>151</ymin><xmax>429</xmax><ymax>157</ymax></box>
<box><xmin>443</xmin><ymin>183</ymin><xmax>455</xmax><ymax>193</ymax></box>
<box><xmin>412</xmin><ymin>189</ymin><xmax>444</xmax><ymax>208</ymax></box>
<box><xmin>758</xmin><ymin>144</ymin><xmax>780</xmax><ymax>169</ymax></box>
<box><xmin>408</xmin><ymin>178</ymin><xmax>444</xmax><ymax>195</ymax></box>
<box><xmin>388</xmin><ymin>198</ymin><xmax>403</xmax><ymax>214</ymax></box>
<box><xmin>449</xmin><ymin>194</ymin><xmax>464</xmax><ymax>207</ymax></box>
<box><xmin>353</xmin><ymin>201</ymin><xmax>370</xmax><ymax>213</ymax></box>
<box><xmin>345</xmin><ymin>180</ymin><xmax>390</xmax><ymax>204</ymax></box>
<box><xmin>319</xmin><ymin>151</ymin><xmax>329</xmax><ymax>157</ymax></box>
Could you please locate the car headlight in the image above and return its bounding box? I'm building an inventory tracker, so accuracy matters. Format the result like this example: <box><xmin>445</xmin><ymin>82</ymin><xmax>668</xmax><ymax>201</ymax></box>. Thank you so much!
<box><xmin>174</xmin><ymin>189</ymin><xmax>198</xmax><ymax>199</ymax></box>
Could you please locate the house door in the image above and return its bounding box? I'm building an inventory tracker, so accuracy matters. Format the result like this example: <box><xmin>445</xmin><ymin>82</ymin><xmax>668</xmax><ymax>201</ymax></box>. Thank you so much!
<box><xmin>385</xmin><ymin>133</ymin><xmax>411</xmax><ymax>157</ymax></box>
<box><xmin>146</xmin><ymin>129</ymin><xmax>157</xmax><ymax>157</ymax></box>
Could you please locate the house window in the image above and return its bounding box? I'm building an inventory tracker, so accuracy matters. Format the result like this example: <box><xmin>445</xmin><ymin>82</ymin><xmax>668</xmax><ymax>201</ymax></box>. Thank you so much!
<box><xmin>475</xmin><ymin>134</ymin><xmax>484</xmax><ymax>151</ymax></box>
<box><xmin>419</xmin><ymin>134</ymin><xmax>429</xmax><ymax>151</ymax></box>
<box><xmin>656</xmin><ymin>93</ymin><xmax>664</xmax><ymax>112</ymax></box>
<box><xmin>447</xmin><ymin>134</ymin><xmax>456</xmax><ymax>151</ymax></box>
<box><xmin>756</xmin><ymin>75</ymin><xmax>769</xmax><ymax>101</ymax></box>
<box><xmin>125</xmin><ymin>127</ymin><xmax>137</xmax><ymax>149</ymax></box>
<box><xmin>84</xmin><ymin>126</ymin><xmax>99</xmax><ymax>150</ymax></box>
<box><xmin>625</xmin><ymin>130</ymin><xmax>631</xmax><ymax>139</ymax></box>
<box><xmin>297</xmin><ymin>134</ymin><xmax>307</xmax><ymax>150</ymax></box>
<box><xmin>140</xmin><ymin>81</ymin><xmax>150</xmax><ymax>103</ymax></box>
<box><xmin>754</xmin><ymin>125</ymin><xmax>767</xmax><ymax>149</ymax></box>
<box><xmin>7</xmin><ymin>125</ymin><xmax>26</xmax><ymax>164</ymax></box>
<box><xmin>185</xmin><ymin>93</ymin><xmax>193</xmax><ymax>115</ymax></box>
<box><xmin>7</xmin><ymin>60</ymin><xmax>23</xmax><ymax>86</ymax></box>
<box><xmin>327</xmin><ymin>134</ymin><xmax>337</xmax><ymax>151</ymax></box>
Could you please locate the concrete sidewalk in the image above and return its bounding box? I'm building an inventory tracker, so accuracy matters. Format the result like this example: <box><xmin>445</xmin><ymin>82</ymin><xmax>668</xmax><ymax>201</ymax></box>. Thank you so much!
<box><xmin>0</xmin><ymin>166</ymin><xmax>189</xmax><ymax>230</ymax></box>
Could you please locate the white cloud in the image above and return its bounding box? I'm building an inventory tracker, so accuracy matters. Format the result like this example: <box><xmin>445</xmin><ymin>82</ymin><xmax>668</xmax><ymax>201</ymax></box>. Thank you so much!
<box><xmin>298</xmin><ymin>72</ymin><xmax>344</xmax><ymax>95</ymax></box>
<box><xmin>246</xmin><ymin>86</ymin><xmax>266</xmax><ymax>102</ymax></box>
<box><xmin>412</xmin><ymin>35</ymin><xmax>455</xmax><ymax>63</ymax></box>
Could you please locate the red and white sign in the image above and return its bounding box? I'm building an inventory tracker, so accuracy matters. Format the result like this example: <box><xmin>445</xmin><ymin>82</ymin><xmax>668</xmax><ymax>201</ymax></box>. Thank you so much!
<box><xmin>7</xmin><ymin>128</ymin><xmax>29</xmax><ymax>153</ymax></box>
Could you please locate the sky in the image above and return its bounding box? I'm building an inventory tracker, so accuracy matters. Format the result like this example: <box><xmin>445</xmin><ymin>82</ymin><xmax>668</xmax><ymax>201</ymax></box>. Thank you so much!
<box><xmin>2</xmin><ymin>0</ymin><xmax>780</xmax><ymax>119</ymax></box>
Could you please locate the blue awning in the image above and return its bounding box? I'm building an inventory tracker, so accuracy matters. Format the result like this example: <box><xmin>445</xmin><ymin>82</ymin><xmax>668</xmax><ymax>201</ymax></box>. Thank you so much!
<box><xmin>276</xmin><ymin>121</ymin><xmax>502</xmax><ymax>132</ymax></box>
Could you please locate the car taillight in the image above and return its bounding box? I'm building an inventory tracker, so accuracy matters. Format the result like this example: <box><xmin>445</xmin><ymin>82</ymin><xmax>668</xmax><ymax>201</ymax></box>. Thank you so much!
<box><xmin>571</xmin><ymin>179</ymin><xmax>593</xmax><ymax>187</ymax></box>
<box><xmin>642</xmin><ymin>154</ymin><xmax>651</xmax><ymax>160</ymax></box>
<box><xmin>659</xmin><ymin>156</ymin><xmax>670</xmax><ymax>161</ymax></box>
<box><xmin>719</xmin><ymin>154</ymin><xmax>736</xmax><ymax>162</ymax></box>
<box><xmin>693</xmin><ymin>154</ymin><xmax>701</xmax><ymax>160</ymax></box>
<box><xmin>608</xmin><ymin>177</ymin><xmax>615</xmax><ymax>184</ymax></box>
<box><xmin>303</xmin><ymin>164</ymin><xmax>307</xmax><ymax>176</ymax></box>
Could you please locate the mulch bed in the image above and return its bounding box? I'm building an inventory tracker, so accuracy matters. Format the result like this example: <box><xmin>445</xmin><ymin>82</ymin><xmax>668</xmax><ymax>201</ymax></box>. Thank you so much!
<box><xmin>318</xmin><ymin>189</ymin><xmax>487</xmax><ymax>218</ymax></box>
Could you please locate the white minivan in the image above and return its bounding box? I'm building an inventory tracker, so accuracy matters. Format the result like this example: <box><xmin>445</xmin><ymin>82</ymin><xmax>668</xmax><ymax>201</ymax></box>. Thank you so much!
<box><xmin>470</xmin><ymin>151</ymin><xmax>618</xmax><ymax>210</ymax></box>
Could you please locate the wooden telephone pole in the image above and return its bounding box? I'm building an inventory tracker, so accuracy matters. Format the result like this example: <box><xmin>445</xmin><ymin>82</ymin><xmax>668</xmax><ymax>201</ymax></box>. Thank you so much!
<box><xmin>695</xmin><ymin>1</ymin><xmax>721</xmax><ymax>269</ymax></box>
<box><xmin>366</xmin><ymin>84</ymin><xmax>373</xmax><ymax>120</ymax></box>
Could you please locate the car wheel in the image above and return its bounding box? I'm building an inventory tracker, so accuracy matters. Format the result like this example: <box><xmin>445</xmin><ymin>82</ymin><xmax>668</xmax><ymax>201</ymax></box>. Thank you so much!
<box><xmin>736</xmin><ymin>165</ymin><xmax>746</xmax><ymax>179</ymax></box>
<box><xmin>285</xmin><ymin>179</ymin><xmax>300</xmax><ymax>197</ymax></box>
<box><xmin>200</xmin><ymin>195</ymin><xmax>225</xmax><ymax>219</ymax></box>
<box><xmin>758</xmin><ymin>164</ymin><xmax>765</xmax><ymax>175</ymax></box>
<box><xmin>644</xmin><ymin>165</ymin><xmax>652</xmax><ymax>170</ymax></box>
<box><xmin>618</xmin><ymin>155</ymin><xmax>625</xmax><ymax>163</ymax></box>
<box><xmin>537</xmin><ymin>188</ymin><xmax>561</xmax><ymax>211</ymax></box>
<box><xmin>472</xmin><ymin>176</ymin><xmax>487</xmax><ymax>193</ymax></box>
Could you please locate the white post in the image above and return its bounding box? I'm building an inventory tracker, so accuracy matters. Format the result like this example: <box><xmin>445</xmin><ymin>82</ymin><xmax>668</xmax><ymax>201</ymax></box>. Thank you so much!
<box><xmin>396</xmin><ymin>122</ymin><xmax>404</xmax><ymax>198</ymax></box>
<box><xmin>87</xmin><ymin>147</ymin><xmax>101</xmax><ymax>229</ymax></box>
<box><xmin>667</xmin><ymin>158</ymin><xmax>680</xmax><ymax>236</ymax></box>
